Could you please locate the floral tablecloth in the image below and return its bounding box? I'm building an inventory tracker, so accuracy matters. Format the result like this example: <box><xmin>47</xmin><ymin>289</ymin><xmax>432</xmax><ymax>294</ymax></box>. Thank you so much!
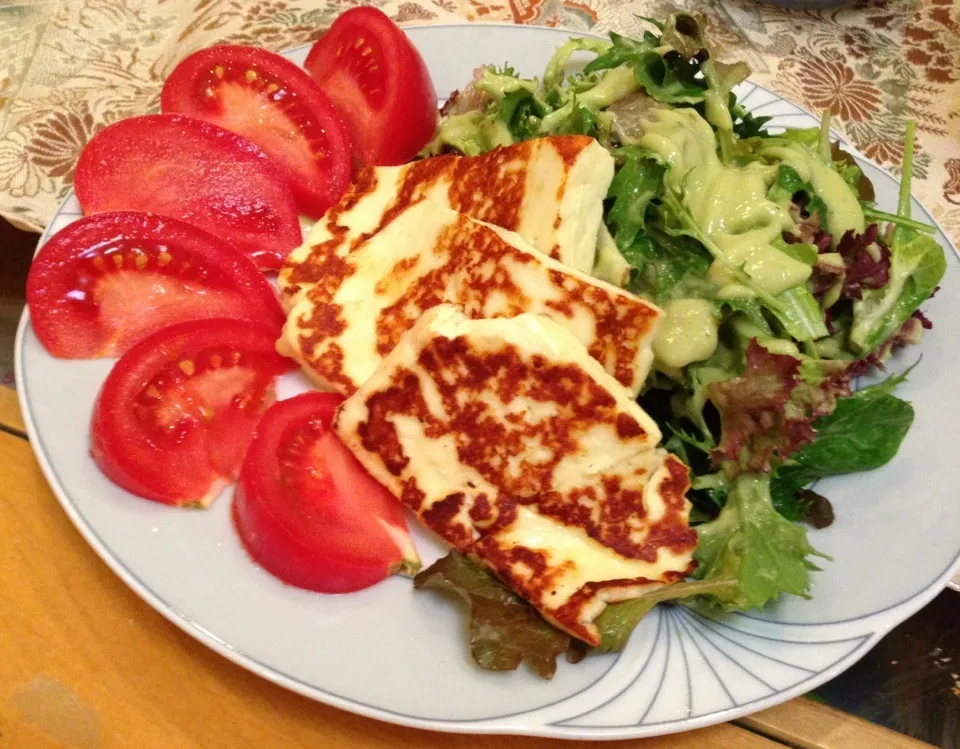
<box><xmin>0</xmin><ymin>0</ymin><xmax>958</xmax><ymax>244</ymax></box>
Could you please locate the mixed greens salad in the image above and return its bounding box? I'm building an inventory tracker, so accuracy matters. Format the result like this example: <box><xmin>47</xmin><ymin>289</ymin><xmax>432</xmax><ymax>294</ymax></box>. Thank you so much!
<box><xmin>415</xmin><ymin>13</ymin><xmax>947</xmax><ymax>678</ymax></box>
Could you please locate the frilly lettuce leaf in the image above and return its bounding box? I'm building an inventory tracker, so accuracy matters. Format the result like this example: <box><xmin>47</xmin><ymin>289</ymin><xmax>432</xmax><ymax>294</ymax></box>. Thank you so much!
<box><xmin>414</xmin><ymin>552</ymin><xmax>577</xmax><ymax>678</ymax></box>
<box><xmin>693</xmin><ymin>473</ymin><xmax>826</xmax><ymax>610</ymax></box>
<box><xmin>542</xmin><ymin>37</ymin><xmax>612</xmax><ymax>90</ymax></box>
<box><xmin>707</xmin><ymin>340</ymin><xmax>850</xmax><ymax>474</ymax></box>
<box><xmin>415</xmin><ymin>552</ymin><xmax>743</xmax><ymax>670</ymax></box>
<box><xmin>583</xmin><ymin>31</ymin><xmax>658</xmax><ymax>75</ymax></box>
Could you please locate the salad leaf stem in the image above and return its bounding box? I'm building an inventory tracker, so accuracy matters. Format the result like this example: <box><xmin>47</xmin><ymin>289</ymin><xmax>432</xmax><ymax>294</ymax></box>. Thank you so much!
<box><xmin>898</xmin><ymin>119</ymin><xmax>916</xmax><ymax>220</ymax></box>
<box><xmin>818</xmin><ymin>110</ymin><xmax>832</xmax><ymax>165</ymax></box>
<box><xmin>863</xmin><ymin>206</ymin><xmax>935</xmax><ymax>235</ymax></box>
<box><xmin>891</xmin><ymin>119</ymin><xmax>916</xmax><ymax>246</ymax></box>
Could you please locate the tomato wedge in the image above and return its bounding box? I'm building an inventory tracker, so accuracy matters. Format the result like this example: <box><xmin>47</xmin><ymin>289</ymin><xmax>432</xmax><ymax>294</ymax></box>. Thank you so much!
<box><xmin>161</xmin><ymin>45</ymin><xmax>352</xmax><ymax>218</ymax></box>
<box><xmin>233</xmin><ymin>392</ymin><xmax>420</xmax><ymax>593</ymax></box>
<box><xmin>74</xmin><ymin>114</ymin><xmax>301</xmax><ymax>271</ymax></box>
<box><xmin>27</xmin><ymin>212</ymin><xmax>285</xmax><ymax>359</ymax></box>
<box><xmin>91</xmin><ymin>319</ymin><xmax>293</xmax><ymax>506</ymax></box>
<box><xmin>305</xmin><ymin>7</ymin><xmax>438</xmax><ymax>165</ymax></box>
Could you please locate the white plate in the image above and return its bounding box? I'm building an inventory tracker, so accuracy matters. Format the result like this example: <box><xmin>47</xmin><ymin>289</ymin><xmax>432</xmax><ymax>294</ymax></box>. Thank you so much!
<box><xmin>15</xmin><ymin>23</ymin><xmax>960</xmax><ymax>740</ymax></box>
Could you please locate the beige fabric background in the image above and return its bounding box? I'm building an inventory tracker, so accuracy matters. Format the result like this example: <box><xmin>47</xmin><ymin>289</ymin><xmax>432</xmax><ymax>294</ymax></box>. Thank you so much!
<box><xmin>0</xmin><ymin>0</ymin><xmax>957</xmax><ymax>244</ymax></box>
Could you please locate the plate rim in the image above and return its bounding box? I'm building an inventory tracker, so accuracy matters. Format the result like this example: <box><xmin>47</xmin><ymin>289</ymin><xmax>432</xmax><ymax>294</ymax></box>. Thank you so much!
<box><xmin>14</xmin><ymin>21</ymin><xmax>960</xmax><ymax>740</ymax></box>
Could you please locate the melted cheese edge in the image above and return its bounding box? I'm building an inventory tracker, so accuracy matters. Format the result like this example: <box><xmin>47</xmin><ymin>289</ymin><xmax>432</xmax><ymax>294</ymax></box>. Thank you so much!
<box><xmin>281</xmin><ymin>201</ymin><xmax>661</xmax><ymax>395</ymax></box>
<box><xmin>335</xmin><ymin>305</ymin><xmax>695</xmax><ymax>644</ymax></box>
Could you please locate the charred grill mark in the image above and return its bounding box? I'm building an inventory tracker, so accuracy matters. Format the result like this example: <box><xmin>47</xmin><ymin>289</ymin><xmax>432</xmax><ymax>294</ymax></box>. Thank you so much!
<box><xmin>348</xmin><ymin>326</ymin><xmax>697</xmax><ymax>641</ymax></box>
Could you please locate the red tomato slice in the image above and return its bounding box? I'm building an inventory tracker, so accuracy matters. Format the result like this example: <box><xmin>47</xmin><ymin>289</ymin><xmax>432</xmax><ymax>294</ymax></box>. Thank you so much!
<box><xmin>27</xmin><ymin>211</ymin><xmax>285</xmax><ymax>359</ymax></box>
<box><xmin>74</xmin><ymin>114</ymin><xmax>302</xmax><ymax>271</ymax></box>
<box><xmin>233</xmin><ymin>392</ymin><xmax>420</xmax><ymax>593</ymax></box>
<box><xmin>161</xmin><ymin>45</ymin><xmax>352</xmax><ymax>218</ymax></box>
<box><xmin>305</xmin><ymin>7</ymin><xmax>438</xmax><ymax>166</ymax></box>
<box><xmin>91</xmin><ymin>319</ymin><xmax>294</xmax><ymax>506</ymax></box>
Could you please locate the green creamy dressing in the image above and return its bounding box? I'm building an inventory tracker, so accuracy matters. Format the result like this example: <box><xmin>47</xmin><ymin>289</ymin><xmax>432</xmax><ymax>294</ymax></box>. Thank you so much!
<box><xmin>652</xmin><ymin>298</ymin><xmax>719</xmax><ymax>369</ymax></box>
<box><xmin>638</xmin><ymin>108</ymin><xmax>809</xmax><ymax>297</ymax></box>
<box><xmin>638</xmin><ymin>108</ymin><xmax>821</xmax><ymax>368</ymax></box>
<box><xmin>760</xmin><ymin>143</ymin><xmax>865</xmax><ymax>239</ymax></box>
<box><xmin>477</xmin><ymin>72</ymin><xmax>538</xmax><ymax>100</ymax></box>
<box><xmin>431</xmin><ymin>111</ymin><xmax>512</xmax><ymax>156</ymax></box>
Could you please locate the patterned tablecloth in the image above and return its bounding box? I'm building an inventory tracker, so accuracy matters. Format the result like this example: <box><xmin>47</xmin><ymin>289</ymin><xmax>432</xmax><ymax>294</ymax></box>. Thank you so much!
<box><xmin>0</xmin><ymin>0</ymin><xmax>958</xmax><ymax>245</ymax></box>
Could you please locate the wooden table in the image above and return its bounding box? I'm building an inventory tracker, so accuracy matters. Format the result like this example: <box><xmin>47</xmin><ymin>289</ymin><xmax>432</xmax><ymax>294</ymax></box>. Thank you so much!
<box><xmin>0</xmin><ymin>388</ymin><xmax>933</xmax><ymax>749</ymax></box>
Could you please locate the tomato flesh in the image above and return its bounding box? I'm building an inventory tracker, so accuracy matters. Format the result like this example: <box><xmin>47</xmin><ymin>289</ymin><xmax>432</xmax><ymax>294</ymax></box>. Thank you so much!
<box><xmin>91</xmin><ymin>319</ymin><xmax>293</xmax><ymax>506</ymax></box>
<box><xmin>161</xmin><ymin>45</ymin><xmax>352</xmax><ymax>217</ymax></box>
<box><xmin>305</xmin><ymin>7</ymin><xmax>438</xmax><ymax>166</ymax></box>
<box><xmin>74</xmin><ymin>114</ymin><xmax>302</xmax><ymax>270</ymax></box>
<box><xmin>233</xmin><ymin>392</ymin><xmax>419</xmax><ymax>593</ymax></box>
<box><xmin>27</xmin><ymin>212</ymin><xmax>285</xmax><ymax>358</ymax></box>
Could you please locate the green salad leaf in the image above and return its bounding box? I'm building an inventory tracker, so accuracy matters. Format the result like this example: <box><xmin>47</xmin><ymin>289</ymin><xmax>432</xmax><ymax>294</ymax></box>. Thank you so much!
<box><xmin>584</xmin><ymin>31</ymin><xmax>658</xmax><ymax>74</ymax></box>
<box><xmin>605</xmin><ymin>153</ymin><xmax>664</xmax><ymax>251</ymax></box>
<box><xmin>723</xmin><ymin>297</ymin><xmax>773</xmax><ymax>336</ymax></box>
<box><xmin>769</xmin><ymin>285</ymin><xmax>830</xmax><ymax>341</ymax></box>
<box><xmin>633</xmin><ymin>52</ymin><xmax>705</xmax><ymax>105</ymax></box>
<box><xmin>831</xmin><ymin>141</ymin><xmax>874</xmax><ymax>202</ymax></box>
<box><xmin>414</xmin><ymin>551</ymin><xmax>740</xmax><ymax>665</ymax></box>
<box><xmin>730</xmin><ymin>91</ymin><xmax>772</xmax><ymax>139</ymax></box>
<box><xmin>771</xmin><ymin>372</ymin><xmax>915</xmax><ymax>508</ymax></box>
<box><xmin>584</xmin><ymin>15</ymin><xmax>709</xmax><ymax>106</ymax></box>
<box><xmin>772</xmin><ymin>234</ymin><xmax>818</xmax><ymax>266</ymax></box>
<box><xmin>414</xmin><ymin>552</ymin><xmax>577</xmax><ymax>678</ymax></box>
<box><xmin>849</xmin><ymin>233</ymin><xmax>945</xmax><ymax>354</ymax></box>
<box><xmin>594</xmin><ymin>577</ymin><xmax>739</xmax><ymax>652</ymax></box>
<box><xmin>632</xmin><ymin>227</ymin><xmax>714</xmax><ymax>303</ymax></box>
<box><xmin>693</xmin><ymin>473</ymin><xmax>825</xmax><ymax>610</ymax></box>
<box><xmin>775</xmin><ymin>126</ymin><xmax>820</xmax><ymax>149</ymax></box>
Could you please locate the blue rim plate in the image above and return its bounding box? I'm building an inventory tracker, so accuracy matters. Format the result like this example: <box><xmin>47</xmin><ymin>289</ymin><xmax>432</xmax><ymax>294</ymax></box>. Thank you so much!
<box><xmin>15</xmin><ymin>23</ymin><xmax>960</xmax><ymax>739</ymax></box>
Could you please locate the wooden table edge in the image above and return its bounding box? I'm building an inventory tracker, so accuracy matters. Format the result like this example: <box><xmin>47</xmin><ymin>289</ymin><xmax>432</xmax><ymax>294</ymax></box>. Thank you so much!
<box><xmin>738</xmin><ymin>699</ymin><xmax>936</xmax><ymax>748</ymax></box>
<box><xmin>0</xmin><ymin>383</ymin><xmax>25</xmax><ymax>436</ymax></box>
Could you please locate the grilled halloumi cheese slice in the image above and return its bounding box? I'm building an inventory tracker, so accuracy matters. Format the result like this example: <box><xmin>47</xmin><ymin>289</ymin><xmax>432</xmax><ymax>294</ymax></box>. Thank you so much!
<box><xmin>278</xmin><ymin>201</ymin><xmax>662</xmax><ymax>396</ymax></box>
<box><xmin>335</xmin><ymin>305</ymin><xmax>697</xmax><ymax>645</ymax></box>
<box><xmin>278</xmin><ymin>135</ymin><xmax>614</xmax><ymax>307</ymax></box>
